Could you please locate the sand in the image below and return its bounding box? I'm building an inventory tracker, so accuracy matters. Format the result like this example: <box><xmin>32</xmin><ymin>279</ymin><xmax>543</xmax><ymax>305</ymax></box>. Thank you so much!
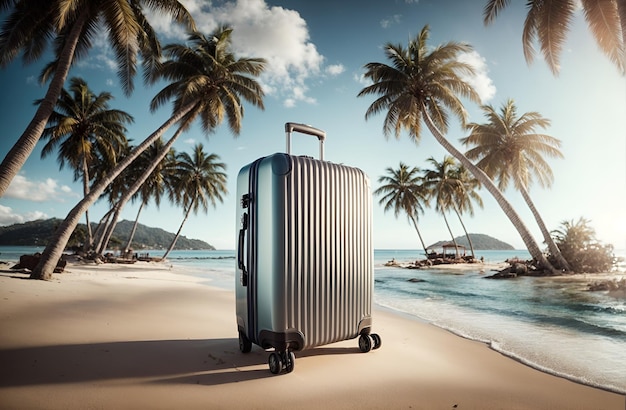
<box><xmin>0</xmin><ymin>261</ymin><xmax>624</xmax><ymax>410</ymax></box>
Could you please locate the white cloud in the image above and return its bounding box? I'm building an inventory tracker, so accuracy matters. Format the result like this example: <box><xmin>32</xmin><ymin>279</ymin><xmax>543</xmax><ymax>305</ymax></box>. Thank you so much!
<box><xmin>380</xmin><ymin>14</ymin><xmax>402</xmax><ymax>29</ymax></box>
<box><xmin>457</xmin><ymin>51</ymin><xmax>497</xmax><ymax>103</ymax></box>
<box><xmin>146</xmin><ymin>0</ymin><xmax>328</xmax><ymax>108</ymax></box>
<box><xmin>4</xmin><ymin>175</ymin><xmax>76</xmax><ymax>202</ymax></box>
<box><xmin>183</xmin><ymin>138</ymin><xmax>196</xmax><ymax>145</ymax></box>
<box><xmin>26</xmin><ymin>75</ymin><xmax>37</xmax><ymax>85</ymax></box>
<box><xmin>291</xmin><ymin>85</ymin><xmax>316</xmax><ymax>105</ymax></box>
<box><xmin>0</xmin><ymin>205</ymin><xmax>48</xmax><ymax>226</ymax></box>
<box><xmin>326</xmin><ymin>64</ymin><xmax>345</xmax><ymax>76</ymax></box>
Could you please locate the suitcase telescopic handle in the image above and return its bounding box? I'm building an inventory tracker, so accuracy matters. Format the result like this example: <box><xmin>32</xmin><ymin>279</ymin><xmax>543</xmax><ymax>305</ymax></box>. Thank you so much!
<box><xmin>285</xmin><ymin>122</ymin><xmax>326</xmax><ymax>160</ymax></box>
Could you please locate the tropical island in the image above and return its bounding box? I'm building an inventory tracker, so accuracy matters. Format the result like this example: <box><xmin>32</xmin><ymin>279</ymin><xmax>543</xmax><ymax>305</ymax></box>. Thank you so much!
<box><xmin>0</xmin><ymin>218</ymin><xmax>214</xmax><ymax>251</ymax></box>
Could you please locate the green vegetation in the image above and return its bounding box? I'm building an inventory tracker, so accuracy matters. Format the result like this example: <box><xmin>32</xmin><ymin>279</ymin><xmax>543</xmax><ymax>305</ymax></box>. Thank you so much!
<box><xmin>550</xmin><ymin>218</ymin><xmax>615</xmax><ymax>273</ymax></box>
<box><xmin>162</xmin><ymin>144</ymin><xmax>227</xmax><ymax>259</ymax></box>
<box><xmin>375</xmin><ymin>163</ymin><xmax>429</xmax><ymax>255</ymax></box>
<box><xmin>0</xmin><ymin>219</ymin><xmax>214</xmax><ymax>250</ymax></box>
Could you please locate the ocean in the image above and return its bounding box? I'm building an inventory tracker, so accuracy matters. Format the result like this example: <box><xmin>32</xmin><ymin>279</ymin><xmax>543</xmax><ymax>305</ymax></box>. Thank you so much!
<box><xmin>1</xmin><ymin>246</ymin><xmax>624</xmax><ymax>394</ymax></box>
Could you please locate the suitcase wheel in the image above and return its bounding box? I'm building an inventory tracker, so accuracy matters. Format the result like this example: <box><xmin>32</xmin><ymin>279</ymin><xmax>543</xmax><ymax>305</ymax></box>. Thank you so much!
<box><xmin>268</xmin><ymin>352</ymin><xmax>282</xmax><ymax>374</ymax></box>
<box><xmin>358</xmin><ymin>333</ymin><xmax>382</xmax><ymax>352</ymax></box>
<box><xmin>358</xmin><ymin>334</ymin><xmax>372</xmax><ymax>352</ymax></box>
<box><xmin>268</xmin><ymin>350</ymin><xmax>295</xmax><ymax>375</ymax></box>
<box><xmin>371</xmin><ymin>333</ymin><xmax>382</xmax><ymax>350</ymax></box>
<box><xmin>239</xmin><ymin>331</ymin><xmax>252</xmax><ymax>353</ymax></box>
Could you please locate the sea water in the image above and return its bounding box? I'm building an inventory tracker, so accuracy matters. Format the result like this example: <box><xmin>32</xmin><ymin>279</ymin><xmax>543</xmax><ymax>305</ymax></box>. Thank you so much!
<box><xmin>2</xmin><ymin>246</ymin><xmax>624</xmax><ymax>394</ymax></box>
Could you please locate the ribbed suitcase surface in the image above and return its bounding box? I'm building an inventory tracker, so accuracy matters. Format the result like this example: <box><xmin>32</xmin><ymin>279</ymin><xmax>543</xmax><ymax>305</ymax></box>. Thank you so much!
<box><xmin>281</xmin><ymin>156</ymin><xmax>372</xmax><ymax>348</ymax></box>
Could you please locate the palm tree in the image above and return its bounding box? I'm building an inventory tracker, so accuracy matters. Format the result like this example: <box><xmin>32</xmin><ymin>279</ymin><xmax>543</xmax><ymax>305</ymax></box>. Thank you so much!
<box><xmin>0</xmin><ymin>0</ymin><xmax>196</xmax><ymax>196</ymax></box>
<box><xmin>422</xmin><ymin>156</ymin><xmax>464</xmax><ymax>258</ymax></box>
<box><xmin>30</xmin><ymin>27</ymin><xmax>266</xmax><ymax>280</ymax></box>
<box><xmin>374</xmin><ymin>162</ymin><xmax>430</xmax><ymax>256</ymax></box>
<box><xmin>162</xmin><ymin>144</ymin><xmax>227</xmax><ymax>260</ymax></box>
<box><xmin>96</xmin><ymin>27</ymin><xmax>267</xmax><ymax>256</ymax></box>
<box><xmin>483</xmin><ymin>0</ymin><xmax>625</xmax><ymax>75</ymax></box>
<box><xmin>95</xmin><ymin>129</ymin><xmax>183</xmax><ymax>256</ymax></box>
<box><xmin>39</xmin><ymin>77</ymin><xmax>132</xmax><ymax>248</ymax></box>
<box><xmin>461</xmin><ymin>99</ymin><xmax>570</xmax><ymax>271</ymax></box>
<box><xmin>449</xmin><ymin>163</ymin><xmax>483</xmax><ymax>259</ymax></box>
<box><xmin>122</xmin><ymin>140</ymin><xmax>177</xmax><ymax>255</ymax></box>
<box><xmin>357</xmin><ymin>25</ymin><xmax>557</xmax><ymax>272</ymax></box>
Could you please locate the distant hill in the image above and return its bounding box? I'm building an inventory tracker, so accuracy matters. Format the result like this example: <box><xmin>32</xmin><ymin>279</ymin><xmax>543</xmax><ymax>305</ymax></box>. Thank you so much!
<box><xmin>428</xmin><ymin>233</ymin><xmax>514</xmax><ymax>250</ymax></box>
<box><xmin>0</xmin><ymin>218</ymin><xmax>214</xmax><ymax>250</ymax></box>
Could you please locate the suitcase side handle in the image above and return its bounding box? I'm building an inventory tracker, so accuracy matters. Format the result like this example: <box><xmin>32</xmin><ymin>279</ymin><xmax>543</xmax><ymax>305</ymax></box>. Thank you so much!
<box><xmin>238</xmin><ymin>211</ymin><xmax>249</xmax><ymax>286</ymax></box>
<box><xmin>285</xmin><ymin>122</ymin><xmax>326</xmax><ymax>160</ymax></box>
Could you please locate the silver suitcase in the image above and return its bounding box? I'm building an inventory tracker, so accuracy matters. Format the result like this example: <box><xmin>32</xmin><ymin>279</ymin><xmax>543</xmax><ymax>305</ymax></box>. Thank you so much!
<box><xmin>235</xmin><ymin>122</ymin><xmax>380</xmax><ymax>374</ymax></box>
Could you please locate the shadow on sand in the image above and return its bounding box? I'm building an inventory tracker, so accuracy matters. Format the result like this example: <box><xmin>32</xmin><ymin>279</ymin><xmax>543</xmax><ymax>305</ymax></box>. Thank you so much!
<box><xmin>0</xmin><ymin>338</ymin><xmax>362</xmax><ymax>386</ymax></box>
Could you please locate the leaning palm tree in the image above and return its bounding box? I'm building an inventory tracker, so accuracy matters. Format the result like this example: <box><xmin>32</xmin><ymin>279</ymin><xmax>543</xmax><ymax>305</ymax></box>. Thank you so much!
<box><xmin>0</xmin><ymin>0</ymin><xmax>196</xmax><ymax>196</ymax></box>
<box><xmin>461</xmin><ymin>99</ymin><xmax>570</xmax><ymax>271</ymax></box>
<box><xmin>483</xmin><ymin>0</ymin><xmax>625</xmax><ymax>75</ymax></box>
<box><xmin>162</xmin><ymin>144</ymin><xmax>227</xmax><ymax>260</ymax></box>
<box><xmin>422</xmin><ymin>156</ymin><xmax>464</xmax><ymax>258</ymax></box>
<box><xmin>357</xmin><ymin>25</ymin><xmax>557</xmax><ymax>272</ymax></box>
<box><xmin>95</xmin><ymin>131</ymin><xmax>182</xmax><ymax>256</ymax></box>
<box><xmin>31</xmin><ymin>27</ymin><xmax>266</xmax><ymax>280</ymax></box>
<box><xmin>96</xmin><ymin>27</ymin><xmax>267</xmax><ymax>256</ymax></box>
<box><xmin>449</xmin><ymin>163</ymin><xmax>483</xmax><ymax>259</ymax></box>
<box><xmin>122</xmin><ymin>141</ymin><xmax>177</xmax><ymax>255</ymax></box>
<box><xmin>39</xmin><ymin>77</ymin><xmax>132</xmax><ymax>248</ymax></box>
<box><xmin>375</xmin><ymin>162</ymin><xmax>430</xmax><ymax>256</ymax></box>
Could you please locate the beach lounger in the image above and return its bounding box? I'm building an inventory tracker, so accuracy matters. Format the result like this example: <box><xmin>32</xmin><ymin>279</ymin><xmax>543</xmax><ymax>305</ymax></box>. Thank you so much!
<box><xmin>235</xmin><ymin>122</ymin><xmax>381</xmax><ymax>374</ymax></box>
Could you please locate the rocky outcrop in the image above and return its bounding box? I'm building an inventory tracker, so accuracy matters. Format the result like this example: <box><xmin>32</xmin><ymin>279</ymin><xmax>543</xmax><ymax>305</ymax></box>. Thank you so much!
<box><xmin>12</xmin><ymin>253</ymin><xmax>66</xmax><ymax>273</ymax></box>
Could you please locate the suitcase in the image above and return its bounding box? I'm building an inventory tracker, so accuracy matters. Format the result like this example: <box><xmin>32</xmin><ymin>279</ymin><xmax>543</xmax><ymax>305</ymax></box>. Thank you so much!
<box><xmin>235</xmin><ymin>122</ymin><xmax>381</xmax><ymax>374</ymax></box>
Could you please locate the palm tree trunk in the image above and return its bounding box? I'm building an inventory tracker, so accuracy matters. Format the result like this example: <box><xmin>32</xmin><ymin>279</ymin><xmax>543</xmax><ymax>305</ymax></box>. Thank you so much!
<box><xmin>98</xmin><ymin>129</ymin><xmax>182</xmax><ymax>255</ymax></box>
<box><xmin>0</xmin><ymin>11</ymin><xmax>88</xmax><ymax>196</ymax></box>
<box><xmin>454</xmin><ymin>206</ymin><xmax>476</xmax><ymax>259</ymax></box>
<box><xmin>92</xmin><ymin>209</ymin><xmax>114</xmax><ymax>256</ymax></box>
<box><xmin>441</xmin><ymin>211</ymin><xmax>459</xmax><ymax>258</ymax></box>
<box><xmin>97</xmin><ymin>202</ymin><xmax>123</xmax><ymax>255</ymax></box>
<box><xmin>421</xmin><ymin>107</ymin><xmax>557</xmax><ymax>273</ymax></box>
<box><xmin>519</xmin><ymin>185</ymin><xmax>570</xmax><ymax>271</ymax></box>
<box><xmin>409</xmin><ymin>214</ymin><xmax>429</xmax><ymax>257</ymax></box>
<box><xmin>162</xmin><ymin>198</ymin><xmax>195</xmax><ymax>260</ymax></box>
<box><xmin>30</xmin><ymin>102</ymin><xmax>197</xmax><ymax>280</ymax></box>
<box><xmin>82</xmin><ymin>156</ymin><xmax>93</xmax><ymax>252</ymax></box>
<box><xmin>123</xmin><ymin>201</ymin><xmax>145</xmax><ymax>254</ymax></box>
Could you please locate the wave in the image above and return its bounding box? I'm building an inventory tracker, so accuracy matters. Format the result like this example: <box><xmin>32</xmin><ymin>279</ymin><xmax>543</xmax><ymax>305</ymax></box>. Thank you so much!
<box><xmin>375</xmin><ymin>298</ymin><xmax>626</xmax><ymax>395</ymax></box>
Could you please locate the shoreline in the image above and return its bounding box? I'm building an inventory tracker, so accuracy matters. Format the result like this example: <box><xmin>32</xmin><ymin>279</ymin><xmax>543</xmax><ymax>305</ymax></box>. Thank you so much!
<box><xmin>1</xmin><ymin>261</ymin><xmax>624</xmax><ymax>409</ymax></box>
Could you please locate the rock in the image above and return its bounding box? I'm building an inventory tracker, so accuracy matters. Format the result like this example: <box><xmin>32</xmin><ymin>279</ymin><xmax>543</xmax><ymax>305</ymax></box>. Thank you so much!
<box><xmin>13</xmin><ymin>253</ymin><xmax>66</xmax><ymax>273</ymax></box>
<box><xmin>511</xmin><ymin>263</ymin><xmax>528</xmax><ymax>275</ymax></box>
<box><xmin>485</xmin><ymin>268</ymin><xmax>518</xmax><ymax>279</ymax></box>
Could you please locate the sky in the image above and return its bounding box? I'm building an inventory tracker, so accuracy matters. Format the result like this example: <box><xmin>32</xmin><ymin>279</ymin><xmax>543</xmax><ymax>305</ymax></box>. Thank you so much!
<box><xmin>0</xmin><ymin>0</ymin><xmax>625</xmax><ymax>251</ymax></box>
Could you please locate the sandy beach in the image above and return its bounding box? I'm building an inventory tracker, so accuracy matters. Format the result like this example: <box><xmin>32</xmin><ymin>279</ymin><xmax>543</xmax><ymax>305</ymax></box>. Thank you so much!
<box><xmin>1</xmin><ymin>261</ymin><xmax>624</xmax><ymax>409</ymax></box>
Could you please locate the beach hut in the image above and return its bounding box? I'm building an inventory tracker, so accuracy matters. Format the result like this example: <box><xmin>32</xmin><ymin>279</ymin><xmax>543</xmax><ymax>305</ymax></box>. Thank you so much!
<box><xmin>427</xmin><ymin>242</ymin><xmax>466</xmax><ymax>259</ymax></box>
